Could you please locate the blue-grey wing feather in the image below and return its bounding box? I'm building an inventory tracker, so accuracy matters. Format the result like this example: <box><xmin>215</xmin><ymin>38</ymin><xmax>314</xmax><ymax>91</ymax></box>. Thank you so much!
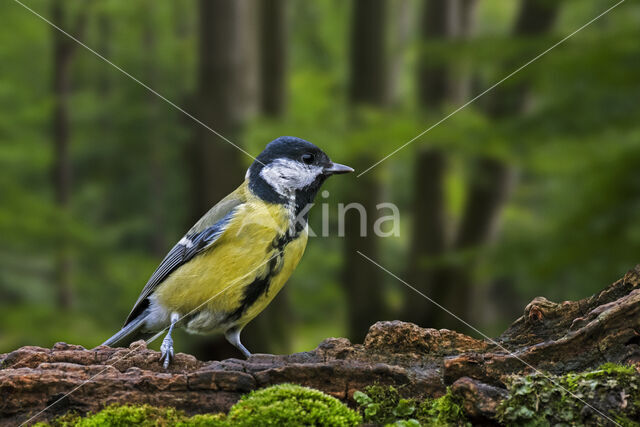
<box><xmin>123</xmin><ymin>208</ymin><xmax>237</xmax><ymax>326</ymax></box>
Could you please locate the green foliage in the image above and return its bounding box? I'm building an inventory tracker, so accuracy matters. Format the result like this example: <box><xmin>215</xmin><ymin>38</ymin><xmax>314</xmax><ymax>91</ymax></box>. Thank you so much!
<box><xmin>354</xmin><ymin>385</ymin><xmax>469</xmax><ymax>426</ymax></box>
<box><xmin>35</xmin><ymin>404</ymin><xmax>226</xmax><ymax>427</ymax></box>
<box><xmin>226</xmin><ymin>383</ymin><xmax>361</xmax><ymax>426</ymax></box>
<box><xmin>497</xmin><ymin>363</ymin><xmax>640</xmax><ymax>426</ymax></box>
<box><xmin>2</xmin><ymin>0</ymin><xmax>640</xmax><ymax>356</ymax></box>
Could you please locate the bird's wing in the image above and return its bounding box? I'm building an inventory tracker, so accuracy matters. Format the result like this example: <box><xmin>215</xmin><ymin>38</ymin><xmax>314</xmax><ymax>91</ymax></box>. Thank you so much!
<box><xmin>123</xmin><ymin>186</ymin><xmax>247</xmax><ymax>326</ymax></box>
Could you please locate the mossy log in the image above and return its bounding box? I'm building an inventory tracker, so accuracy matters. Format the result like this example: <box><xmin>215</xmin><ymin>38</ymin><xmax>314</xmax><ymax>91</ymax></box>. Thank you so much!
<box><xmin>2</xmin><ymin>267</ymin><xmax>640</xmax><ymax>425</ymax></box>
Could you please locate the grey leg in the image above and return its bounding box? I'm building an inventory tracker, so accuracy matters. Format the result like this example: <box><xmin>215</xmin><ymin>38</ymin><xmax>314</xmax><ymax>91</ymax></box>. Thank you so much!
<box><xmin>160</xmin><ymin>313</ymin><xmax>179</xmax><ymax>369</ymax></box>
<box><xmin>225</xmin><ymin>327</ymin><xmax>252</xmax><ymax>358</ymax></box>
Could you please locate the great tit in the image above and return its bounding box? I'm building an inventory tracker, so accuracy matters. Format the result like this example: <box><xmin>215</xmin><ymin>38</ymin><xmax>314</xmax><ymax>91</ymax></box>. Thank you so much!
<box><xmin>102</xmin><ymin>136</ymin><xmax>353</xmax><ymax>367</ymax></box>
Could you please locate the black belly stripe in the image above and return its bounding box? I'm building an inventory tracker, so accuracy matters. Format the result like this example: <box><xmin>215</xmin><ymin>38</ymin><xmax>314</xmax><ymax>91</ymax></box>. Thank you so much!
<box><xmin>224</xmin><ymin>232</ymin><xmax>296</xmax><ymax>323</ymax></box>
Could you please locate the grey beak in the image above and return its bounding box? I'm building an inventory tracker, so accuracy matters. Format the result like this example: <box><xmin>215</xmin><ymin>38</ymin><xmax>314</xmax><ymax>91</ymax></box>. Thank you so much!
<box><xmin>323</xmin><ymin>162</ymin><xmax>354</xmax><ymax>175</ymax></box>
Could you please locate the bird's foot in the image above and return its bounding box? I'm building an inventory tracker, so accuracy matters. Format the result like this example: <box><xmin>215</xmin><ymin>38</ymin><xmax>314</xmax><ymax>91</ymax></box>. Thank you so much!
<box><xmin>160</xmin><ymin>335</ymin><xmax>174</xmax><ymax>369</ymax></box>
<box><xmin>225</xmin><ymin>328</ymin><xmax>252</xmax><ymax>359</ymax></box>
<box><xmin>240</xmin><ymin>346</ymin><xmax>252</xmax><ymax>359</ymax></box>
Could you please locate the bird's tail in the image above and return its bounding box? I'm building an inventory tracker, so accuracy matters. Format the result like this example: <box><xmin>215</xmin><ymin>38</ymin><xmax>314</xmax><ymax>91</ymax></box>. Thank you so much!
<box><xmin>102</xmin><ymin>313</ymin><xmax>153</xmax><ymax>348</ymax></box>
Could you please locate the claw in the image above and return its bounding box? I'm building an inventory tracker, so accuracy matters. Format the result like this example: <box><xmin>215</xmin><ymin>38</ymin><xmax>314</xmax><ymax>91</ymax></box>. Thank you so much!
<box><xmin>159</xmin><ymin>312</ymin><xmax>180</xmax><ymax>369</ymax></box>
<box><xmin>160</xmin><ymin>336</ymin><xmax>174</xmax><ymax>369</ymax></box>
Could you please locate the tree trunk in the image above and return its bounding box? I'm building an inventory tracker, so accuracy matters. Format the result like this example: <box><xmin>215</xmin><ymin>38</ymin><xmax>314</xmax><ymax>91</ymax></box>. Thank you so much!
<box><xmin>343</xmin><ymin>0</ymin><xmax>389</xmax><ymax>342</ymax></box>
<box><xmin>452</xmin><ymin>0</ymin><xmax>560</xmax><ymax>328</ymax></box>
<box><xmin>51</xmin><ymin>0</ymin><xmax>75</xmax><ymax>310</ymax></box>
<box><xmin>243</xmin><ymin>0</ymin><xmax>292</xmax><ymax>355</ymax></box>
<box><xmin>348</xmin><ymin>0</ymin><xmax>389</xmax><ymax>107</ymax></box>
<box><xmin>96</xmin><ymin>12</ymin><xmax>112</xmax><ymax>97</ymax></box>
<box><xmin>142</xmin><ymin>7</ymin><xmax>167</xmax><ymax>258</ymax></box>
<box><xmin>404</xmin><ymin>150</ymin><xmax>448</xmax><ymax>326</ymax></box>
<box><xmin>259</xmin><ymin>0</ymin><xmax>288</xmax><ymax>116</ymax></box>
<box><xmin>187</xmin><ymin>0</ymin><xmax>256</xmax><ymax>224</ymax></box>
<box><xmin>405</xmin><ymin>0</ymin><xmax>452</xmax><ymax>327</ymax></box>
<box><xmin>187</xmin><ymin>0</ymin><xmax>258</xmax><ymax>360</ymax></box>
<box><xmin>388</xmin><ymin>0</ymin><xmax>413</xmax><ymax>105</ymax></box>
<box><xmin>404</xmin><ymin>0</ymin><xmax>476</xmax><ymax>327</ymax></box>
<box><xmin>449</xmin><ymin>0</ymin><xmax>479</xmax><ymax>103</ymax></box>
<box><xmin>484</xmin><ymin>0</ymin><xmax>558</xmax><ymax>118</ymax></box>
<box><xmin>416</xmin><ymin>0</ymin><xmax>451</xmax><ymax>106</ymax></box>
<box><xmin>342</xmin><ymin>174</ymin><xmax>385</xmax><ymax>342</ymax></box>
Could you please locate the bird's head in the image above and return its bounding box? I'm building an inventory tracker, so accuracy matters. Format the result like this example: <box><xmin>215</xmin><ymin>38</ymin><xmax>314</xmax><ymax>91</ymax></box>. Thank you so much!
<box><xmin>247</xmin><ymin>136</ymin><xmax>353</xmax><ymax>207</ymax></box>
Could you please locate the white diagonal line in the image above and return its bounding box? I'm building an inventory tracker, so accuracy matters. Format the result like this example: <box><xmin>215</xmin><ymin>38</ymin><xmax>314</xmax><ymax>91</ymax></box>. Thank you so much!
<box><xmin>357</xmin><ymin>0</ymin><xmax>626</xmax><ymax>177</ymax></box>
<box><xmin>357</xmin><ymin>250</ymin><xmax>621</xmax><ymax>427</ymax></box>
<box><xmin>12</xmin><ymin>0</ymin><xmax>262</xmax><ymax>165</ymax></box>
<box><xmin>18</xmin><ymin>252</ymin><xmax>278</xmax><ymax>426</ymax></box>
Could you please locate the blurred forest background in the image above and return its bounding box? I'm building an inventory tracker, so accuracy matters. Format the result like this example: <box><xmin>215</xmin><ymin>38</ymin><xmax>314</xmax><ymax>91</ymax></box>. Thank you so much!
<box><xmin>1</xmin><ymin>0</ymin><xmax>639</xmax><ymax>360</ymax></box>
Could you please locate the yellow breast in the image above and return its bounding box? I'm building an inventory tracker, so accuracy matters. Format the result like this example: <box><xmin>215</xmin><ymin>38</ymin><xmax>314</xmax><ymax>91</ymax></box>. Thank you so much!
<box><xmin>154</xmin><ymin>198</ymin><xmax>308</xmax><ymax>332</ymax></box>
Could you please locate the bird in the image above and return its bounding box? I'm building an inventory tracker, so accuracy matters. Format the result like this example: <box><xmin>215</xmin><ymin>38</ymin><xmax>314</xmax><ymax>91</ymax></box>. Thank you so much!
<box><xmin>102</xmin><ymin>136</ymin><xmax>353</xmax><ymax>367</ymax></box>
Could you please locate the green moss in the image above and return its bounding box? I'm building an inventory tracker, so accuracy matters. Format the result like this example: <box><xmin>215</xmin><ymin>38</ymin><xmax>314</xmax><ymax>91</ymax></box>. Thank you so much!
<box><xmin>226</xmin><ymin>383</ymin><xmax>361</xmax><ymax>426</ymax></box>
<box><xmin>497</xmin><ymin>363</ymin><xmax>640</xmax><ymax>426</ymax></box>
<box><xmin>353</xmin><ymin>385</ymin><xmax>406</xmax><ymax>424</ymax></box>
<box><xmin>353</xmin><ymin>385</ymin><xmax>469</xmax><ymax>426</ymax></box>
<box><xmin>34</xmin><ymin>384</ymin><xmax>360</xmax><ymax>426</ymax></box>
<box><xmin>33</xmin><ymin>412</ymin><xmax>81</xmax><ymax>427</ymax></box>
<box><xmin>36</xmin><ymin>404</ymin><xmax>226</xmax><ymax>426</ymax></box>
<box><xmin>416</xmin><ymin>389</ymin><xmax>469</xmax><ymax>426</ymax></box>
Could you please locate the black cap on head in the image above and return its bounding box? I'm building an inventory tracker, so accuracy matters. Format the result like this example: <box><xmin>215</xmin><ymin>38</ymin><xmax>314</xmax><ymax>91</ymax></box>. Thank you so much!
<box><xmin>248</xmin><ymin>136</ymin><xmax>353</xmax><ymax>210</ymax></box>
<box><xmin>252</xmin><ymin>136</ymin><xmax>353</xmax><ymax>176</ymax></box>
<box><xmin>254</xmin><ymin>136</ymin><xmax>329</xmax><ymax>168</ymax></box>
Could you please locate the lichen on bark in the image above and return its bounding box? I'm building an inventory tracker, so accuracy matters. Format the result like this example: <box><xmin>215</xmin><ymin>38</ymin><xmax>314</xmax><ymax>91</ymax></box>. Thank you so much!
<box><xmin>497</xmin><ymin>363</ymin><xmax>640</xmax><ymax>426</ymax></box>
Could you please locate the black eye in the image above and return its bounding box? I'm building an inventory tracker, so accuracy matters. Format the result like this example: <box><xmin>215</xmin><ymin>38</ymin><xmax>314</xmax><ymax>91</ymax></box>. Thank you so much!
<box><xmin>301</xmin><ymin>153</ymin><xmax>314</xmax><ymax>164</ymax></box>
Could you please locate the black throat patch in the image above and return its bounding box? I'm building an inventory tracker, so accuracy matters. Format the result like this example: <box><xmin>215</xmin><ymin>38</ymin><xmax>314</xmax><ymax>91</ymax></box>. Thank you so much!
<box><xmin>247</xmin><ymin>162</ymin><xmax>326</xmax><ymax>222</ymax></box>
<box><xmin>223</xmin><ymin>232</ymin><xmax>295</xmax><ymax>324</ymax></box>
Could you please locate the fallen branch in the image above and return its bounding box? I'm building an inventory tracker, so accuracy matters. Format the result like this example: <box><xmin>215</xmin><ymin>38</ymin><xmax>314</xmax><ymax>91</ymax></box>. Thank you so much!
<box><xmin>2</xmin><ymin>266</ymin><xmax>640</xmax><ymax>425</ymax></box>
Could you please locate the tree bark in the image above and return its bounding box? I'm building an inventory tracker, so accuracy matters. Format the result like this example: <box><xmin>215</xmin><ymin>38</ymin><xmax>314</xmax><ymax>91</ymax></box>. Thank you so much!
<box><xmin>348</xmin><ymin>0</ymin><xmax>389</xmax><ymax>107</ymax></box>
<box><xmin>342</xmin><ymin>175</ymin><xmax>386</xmax><ymax>342</ymax></box>
<box><xmin>388</xmin><ymin>0</ymin><xmax>413</xmax><ymax>105</ymax></box>
<box><xmin>259</xmin><ymin>0</ymin><xmax>288</xmax><ymax>116</ymax></box>
<box><xmin>343</xmin><ymin>0</ymin><xmax>389</xmax><ymax>342</ymax></box>
<box><xmin>142</xmin><ymin>7</ymin><xmax>167</xmax><ymax>258</ymax></box>
<box><xmin>243</xmin><ymin>0</ymin><xmax>292</xmax><ymax>355</ymax></box>
<box><xmin>404</xmin><ymin>0</ymin><xmax>452</xmax><ymax>327</ymax></box>
<box><xmin>450</xmin><ymin>0</ymin><xmax>560</xmax><ymax>328</ymax></box>
<box><xmin>449</xmin><ymin>0</ymin><xmax>479</xmax><ymax>103</ymax></box>
<box><xmin>484</xmin><ymin>0</ymin><xmax>559</xmax><ymax>118</ymax></box>
<box><xmin>51</xmin><ymin>0</ymin><xmax>82</xmax><ymax>310</ymax></box>
<box><xmin>96</xmin><ymin>11</ymin><xmax>111</xmax><ymax>98</ymax></box>
<box><xmin>4</xmin><ymin>266</ymin><xmax>640</xmax><ymax>425</ymax></box>
<box><xmin>186</xmin><ymin>0</ymin><xmax>259</xmax><ymax>360</ymax></box>
<box><xmin>404</xmin><ymin>0</ymin><xmax>477</xmax><ymax>327</ymax></box>
<box><xmin>416</xmin><ymin>0</ymin><xmax>452</xmax><ymax>106</ymax></box>
<box><xmin>187</xmin><ymin>0</ymin><xmax>256</xmax><ymax>224</ymax></box>
<box><xmin>404</xmin><ymin>149</ymin><xmax>448</xmax><ymax>326</ymax></box>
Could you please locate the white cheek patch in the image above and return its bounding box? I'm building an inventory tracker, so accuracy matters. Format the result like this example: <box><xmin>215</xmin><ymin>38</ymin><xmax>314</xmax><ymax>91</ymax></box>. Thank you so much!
<box><xmin>260</xmin><ymin>158</ymin><xmax>323</xmax><ymax>196</ymax></box>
